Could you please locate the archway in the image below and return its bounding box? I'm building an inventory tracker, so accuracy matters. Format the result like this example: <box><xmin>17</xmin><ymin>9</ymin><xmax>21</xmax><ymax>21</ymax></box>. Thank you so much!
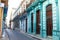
<box><xmin>36</xmin><ymin>10</ymin><xmax>40</xmax><ymax>34</ymax></box>
<box><xmin>46</xmin><ymin>4</ymin><xmax>53</xmax><ymax>36</ymax></box>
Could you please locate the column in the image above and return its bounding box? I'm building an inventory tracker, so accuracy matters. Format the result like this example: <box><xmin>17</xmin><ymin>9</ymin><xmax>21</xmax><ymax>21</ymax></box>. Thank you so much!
<box><xmin>33</xmin><ymin>9</ymin><xmax>36</xmax><ymax>34</ymax></box>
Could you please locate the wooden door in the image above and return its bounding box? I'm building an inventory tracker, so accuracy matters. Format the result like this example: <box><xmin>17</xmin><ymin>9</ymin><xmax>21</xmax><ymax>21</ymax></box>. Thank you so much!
<box><xmin>46</xmin><ymin>4</ymin><xmax>53</xmax><ymax>36</ymax></box>
<box><xmin>36</xmin><ymin>10</ymin><xmax>40</xmax><ymax>34</ymax></box>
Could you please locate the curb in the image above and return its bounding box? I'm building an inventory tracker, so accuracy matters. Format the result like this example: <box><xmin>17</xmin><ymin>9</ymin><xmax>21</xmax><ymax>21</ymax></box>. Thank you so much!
<box><xmin>26</xmin><ymin>33</ymin><xmax>43</xmax><ymax>40</ymax></box>
<box><xmin>27</xmin><ymin>34</ymin><xmax>42</xmax><ymax>40</ymax></box>
<box><xmin>20</xmin><ymin>31</ymin><xmax>42</xmax><ymax>40</ymax></box>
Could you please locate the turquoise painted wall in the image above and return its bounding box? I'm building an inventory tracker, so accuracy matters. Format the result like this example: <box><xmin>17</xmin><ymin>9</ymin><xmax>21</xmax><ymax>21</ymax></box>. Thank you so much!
<box><xmin>42</xmin><ymin>0</ymin><xmax>59</xmax><ymax>40</ymax></box>
<box><xmin>30</xmin><ymin>9</ymin><xmax>36</xmax><ymax>34</ymax></box>
<box><xmin>29</xmin><ymin>3</ymin><xmax>42</xmax><ymax>34</ymax></box>
<box><xmin>20</xmin><ymin>0</ymin><xmax>60</xmax><ymax>40</ymax></box>
<box><xmin>33</xmin><ymin>10</ymin><xmax>36</xmax><ymax>34</ymax></box>
<box><xmin>27</xmin><ymin>13</ymin><xmax>31</xmax><ymax>33</ymax></box>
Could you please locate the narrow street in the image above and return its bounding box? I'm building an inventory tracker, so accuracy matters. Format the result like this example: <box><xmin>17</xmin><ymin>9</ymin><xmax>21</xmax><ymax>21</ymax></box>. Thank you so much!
<box><xmin>5</xmin><ymin>29</ymin><xmax>41</xmax><ymax>40</ymax></box>
<box><xmin>0</xmin><ymin>0</ymin><xmax>60</xmax><ymax>40</ymax></box>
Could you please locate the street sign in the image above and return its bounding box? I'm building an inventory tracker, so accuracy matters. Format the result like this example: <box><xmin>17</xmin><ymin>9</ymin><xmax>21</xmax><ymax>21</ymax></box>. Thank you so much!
<box><xmin>0</xmin><ymin>3</ymin><xmax>4</xmax><ymax>7</ymax></box>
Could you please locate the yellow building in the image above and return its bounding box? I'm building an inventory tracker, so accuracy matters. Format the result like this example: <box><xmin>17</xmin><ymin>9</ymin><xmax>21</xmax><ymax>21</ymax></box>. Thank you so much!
<box><xmin>0</xmin><ymin>0</ymin><xmax>8</xmax><ymax>38</ymax></box>
<box><xmin>0</xmin><ymin>8</ymin><xmax>3</xmax><ymax>38</ymax></box>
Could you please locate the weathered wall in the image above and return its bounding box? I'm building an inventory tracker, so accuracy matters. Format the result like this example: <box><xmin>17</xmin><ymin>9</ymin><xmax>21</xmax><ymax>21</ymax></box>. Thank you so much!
<box><xmin>0</xmin><ymin>7</ymin><xmax>3</xmax><ymax>38</ymax></box>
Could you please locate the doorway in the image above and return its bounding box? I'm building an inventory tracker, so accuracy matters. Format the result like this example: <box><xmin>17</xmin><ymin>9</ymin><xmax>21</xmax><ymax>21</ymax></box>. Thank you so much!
<box><xmin>26</xmin><ymin>18</ymin><xmax>27</xmax><ymax>32</ymax></box>
<box><xmin>36</xmin><ymin>10</ymin><xmax>40</xmax><ymax>34</ymax></box>
<box><xmin>46</xmin><ymin>4</ymin><xmax>53</xmax><ymax>36</ymax></box>
<box><xmin>31</xmin><ymin>13</ymin><xmax>33</xmax><ymax>32</ymax></box>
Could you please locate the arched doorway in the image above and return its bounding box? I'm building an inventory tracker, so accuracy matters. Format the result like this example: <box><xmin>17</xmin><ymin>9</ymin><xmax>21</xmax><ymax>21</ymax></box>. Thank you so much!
<box><xmin>31</xmin><ymin>13</ymin><xmax>33</xmax><ymax>32</ymax></box>
<box><xmin>46</xmin><ymin>4</ymin><xmax>53</xmax><ymax>36</ymax></box>
<box><xmin>36</xmin><ymin>10</ymin><xmax>40</xmax><ymax>34</ymax></box>
<box><xmin>26</xmin><ymin>18</ymin><xmax>27</xmax><ymax>32</ymax></box>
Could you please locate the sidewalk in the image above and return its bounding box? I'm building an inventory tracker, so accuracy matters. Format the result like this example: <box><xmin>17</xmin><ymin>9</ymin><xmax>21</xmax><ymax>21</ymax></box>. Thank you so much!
<box><xmin>0</xmin><ymin>35</ymin><xmax>9</xmax><ymax>40</ymax></box>
<box><xmin>26</xmin><ymin>33</ymin><xmax>52</xmax><ymax>40</ymax></box>
<box><xmin>0</xmin><ymin>30</ymin><xmax>9</xmax><ymax>40</ymax></box>
<box><xmin>20</xmin><ymin>31</ymin><xmax>52</xmax><ymax>40</ymax></box>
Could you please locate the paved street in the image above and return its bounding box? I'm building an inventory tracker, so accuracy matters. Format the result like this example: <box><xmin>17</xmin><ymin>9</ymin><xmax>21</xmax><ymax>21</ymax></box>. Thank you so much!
<box><xmin>5</xmin><ymin>29</ymin><xmax>41</xmax><ymax>40</ymax></box>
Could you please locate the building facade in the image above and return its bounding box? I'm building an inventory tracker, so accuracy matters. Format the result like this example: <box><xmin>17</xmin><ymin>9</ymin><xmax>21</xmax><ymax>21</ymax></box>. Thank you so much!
<box><xmin>0</xmin><ymin>0</ymin><xmax>6</xmax><ymax>37</ymax></box>
<box><xmin>9</xmin><ymin>0</ymin><xmax>60</xmax><ymax>40</ymax></box>
<box><xmin>0</xmin><ymin>0</ymin><xmax>8</xmax><ymax>37</ymax></box>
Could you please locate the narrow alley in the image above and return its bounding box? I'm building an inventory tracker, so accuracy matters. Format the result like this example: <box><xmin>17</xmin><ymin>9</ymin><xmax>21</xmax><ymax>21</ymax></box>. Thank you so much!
<box><xmin>0</xmin><ymin>0</ymin><xmax>60</xmax><ymax>40</ymax></box>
